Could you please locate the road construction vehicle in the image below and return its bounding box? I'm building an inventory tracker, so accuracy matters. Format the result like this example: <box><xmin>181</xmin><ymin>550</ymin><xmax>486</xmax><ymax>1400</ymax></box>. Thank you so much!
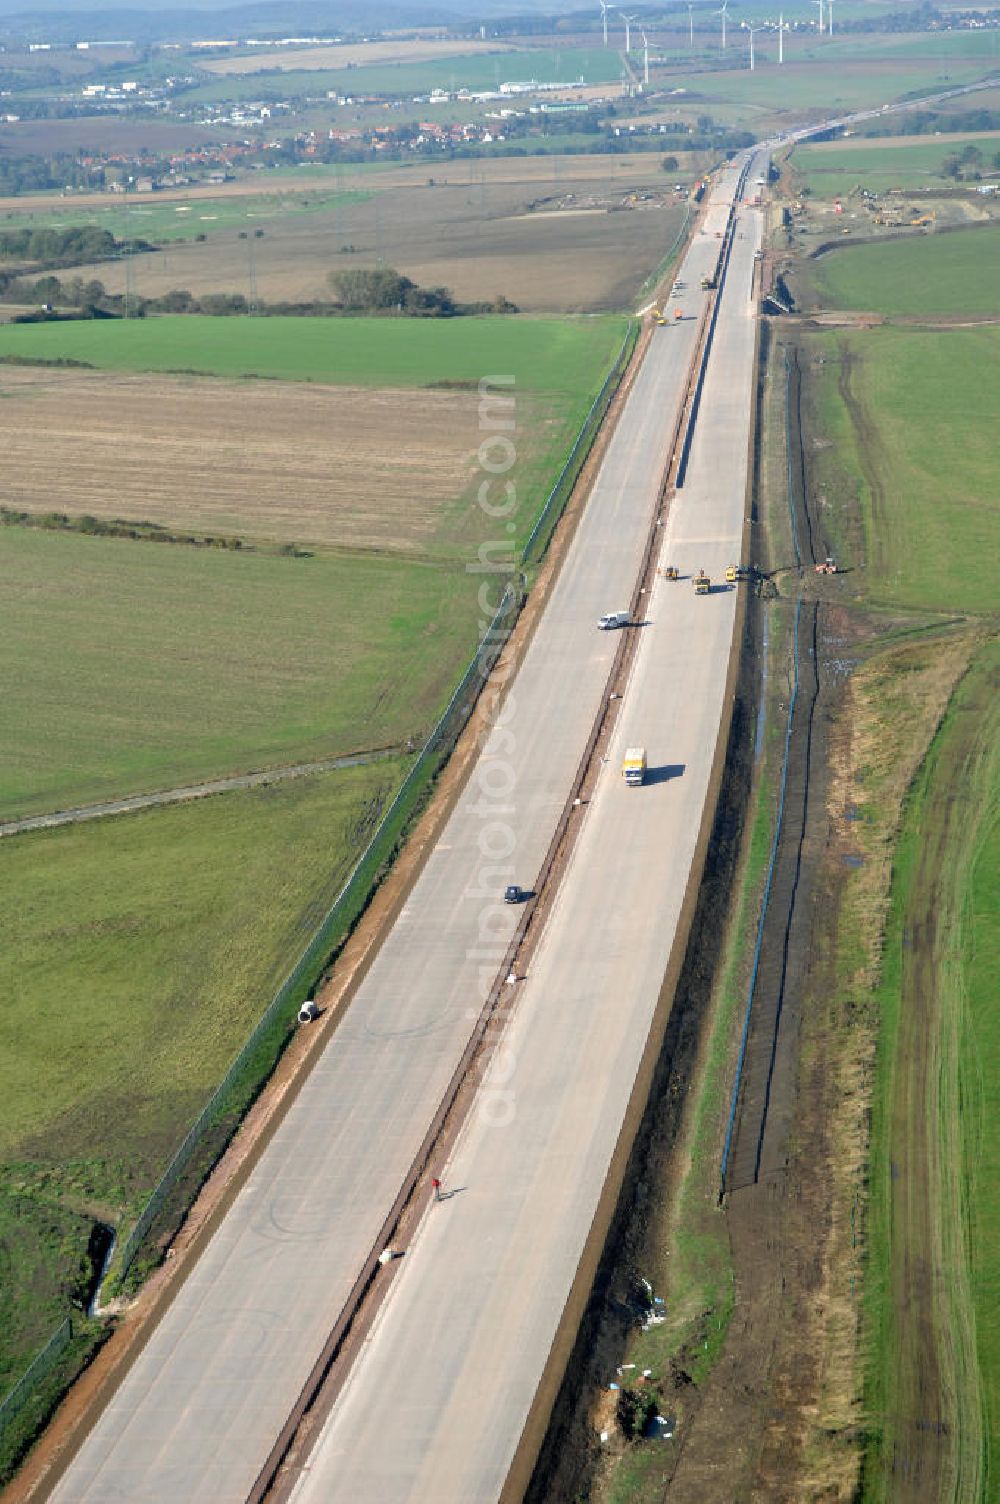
<box><xmin>725</xmin><ymin>563</ymin><xmax>749</xmax><ymax>584</ymax></box>
<box><xmin>814</xmin><ymin>556</ymin><xmax>838</xmax><ymax>575</ymax></box>
<box><xmin>694</xmin><ymin>569</ymin><xmax>710</xmax><ymax>595</ymax></box>
<box><xmin>622</xmin><ymin>747</ymin><xmax>647</xmax><ymax>787</ymax></box>
<box><xmin>660</xmin><ymin>565</ymin><xmax>679</xmax><ymax>581</ymax></box>
<box><xmin>700</xmin><ymin>273</ymin><xmax>715</xmax><ymax>291</ymax></box>
<box><xmin>654</xmin><ymin>310</ymin><xmax>667</xmax><ymax>326</ymax></box>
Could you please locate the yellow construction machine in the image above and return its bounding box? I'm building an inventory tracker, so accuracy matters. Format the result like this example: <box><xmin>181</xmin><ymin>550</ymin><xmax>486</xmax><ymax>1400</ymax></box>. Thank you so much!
<box><xmin>694</xmin><ymin>569</ymin><xmax>710</xmax><ymax>595</ymax></box>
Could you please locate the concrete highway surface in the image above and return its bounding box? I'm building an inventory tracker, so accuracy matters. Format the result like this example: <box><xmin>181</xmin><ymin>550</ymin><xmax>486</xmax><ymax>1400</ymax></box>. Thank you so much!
<box><xmin>49</xmin><ymin>167</ymin><xmax>735</xmax><ymax>1504</ymax></box>
<box><xmin>283</xmin><ymin>154</ymin><xmax>766</xmax><ymax>1504</ymax></box>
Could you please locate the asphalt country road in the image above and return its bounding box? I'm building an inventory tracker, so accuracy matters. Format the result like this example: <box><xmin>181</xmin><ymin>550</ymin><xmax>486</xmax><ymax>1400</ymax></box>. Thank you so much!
<box><xmin>48</xmin><ymin>165</ymin><xmax>725</xmax><ymax>1504</ymax></box>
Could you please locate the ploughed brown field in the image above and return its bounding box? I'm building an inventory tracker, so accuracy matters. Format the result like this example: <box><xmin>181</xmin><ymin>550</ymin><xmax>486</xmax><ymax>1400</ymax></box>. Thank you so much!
<box><xmin>62</xmin><ymin>162</ymin><xmax>690</xmax><ymax>313</ymax></box>
<box><xmin>0</xmin><ymin>366</ymin><xmax>490</xmax><ymax>552</ymax></box>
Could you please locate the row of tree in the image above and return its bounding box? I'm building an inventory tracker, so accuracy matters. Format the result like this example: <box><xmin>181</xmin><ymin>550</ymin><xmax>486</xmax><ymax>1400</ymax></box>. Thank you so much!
<box><xmin>857</xmin><ymin>106</ymin><xmax>1000</xmax><ymax>139</ymax></box>
<box><xmin>940</xmin><ymin>144</ymin><xmax>1000</xmax><ymax>180</ymax></box>
<box><xmin>0</xmin><ymin>225</ymin><xmax>146</xmax><ymax>268</ymax></box>
<box><xmin>1</xmin><ymin>268</ymin><xmax>517</xmax><ymax>320</ymax></box>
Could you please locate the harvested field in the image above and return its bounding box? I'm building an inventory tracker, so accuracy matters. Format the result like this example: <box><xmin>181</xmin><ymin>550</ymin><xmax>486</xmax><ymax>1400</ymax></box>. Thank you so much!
<box><xmin>0</xmin><ymin>367</ymin><xmax>484</xmax><ymax>552</ymax></box>
<box><xmin>61</xmin><ymin>173</ymin><xmax>687</xmax><ymax>312</ymax></box>
<box><xmin>0</xmin><ymin>150</ymin><xmax>687</xmax><ymax>215</ymax></box>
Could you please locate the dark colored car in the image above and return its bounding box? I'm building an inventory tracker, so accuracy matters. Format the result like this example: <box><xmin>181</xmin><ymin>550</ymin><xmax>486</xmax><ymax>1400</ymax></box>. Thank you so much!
<box><xmin>504</xmin><ymin>885</ymin><xmax>525</xmax><ymax>904</ymax></box>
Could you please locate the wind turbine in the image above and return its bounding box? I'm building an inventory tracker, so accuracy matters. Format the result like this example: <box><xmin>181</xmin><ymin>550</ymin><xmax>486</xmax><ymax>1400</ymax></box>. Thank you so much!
<box><xmin>600</xmin><ymin>0</ymin><xmax>612</xmax><ymax>48</ymax></box>
<box><xmin>716</xmin><ymin>1</ymin><xmax>731</xmax><ymax>50</ymax></box>
<box><xmin>640</xmin><ymin>27</ymin><xmax>650</xmax><ymax>83</ymax></box>
<box><xmin>741</xmin><ymin>17</ymin><xmax>767</xmax><ymax>71</ymax></box>
<box><xmin>775</xmin><ymin>11</ymin><xmax>790</xmax><ymax>63</ymax></box>
<box><xmin>814</xmin><ymin>0</ymin><xmax>824</xmax><ymax>35</ymax></box>
<box><xmin>621</xmin><ymin>12</ymin><xmax>636</xmax><ymax>54</ymax></box>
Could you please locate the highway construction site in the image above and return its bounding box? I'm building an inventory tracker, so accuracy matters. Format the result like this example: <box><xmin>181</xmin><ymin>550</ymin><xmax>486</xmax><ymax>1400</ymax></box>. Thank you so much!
<box><xmin>521</xmin><ymin>319</ymin><xmax>868</xmax><ymax>1503</ymax></box>
<box><xmin>10</xmin><ymin>97</ymin><xmax>994</xmax><ymax>1501</ymax></box>
<box><xmin>18</xmin><ymin>152</ymin><xmax>765</xmax><ymax>1504</ymax></box>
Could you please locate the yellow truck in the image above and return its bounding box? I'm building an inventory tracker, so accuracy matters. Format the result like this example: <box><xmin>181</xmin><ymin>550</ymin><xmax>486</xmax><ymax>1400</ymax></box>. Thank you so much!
<box><xmin>694</xmin><ymin>569</ymin><xmax>710</xmax><ymax>595</ymax></box>
<box><xmin>622</xmin><ymin>747</ymin><xmax>647</xmax><ymax>787</ymax></box>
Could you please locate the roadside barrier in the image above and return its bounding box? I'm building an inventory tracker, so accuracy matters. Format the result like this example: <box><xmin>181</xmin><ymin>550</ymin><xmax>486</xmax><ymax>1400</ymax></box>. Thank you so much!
<box><xmin>719</xmin><ymin>345</ymin><xmax>803</xmax><ymax>1194</ymax></box>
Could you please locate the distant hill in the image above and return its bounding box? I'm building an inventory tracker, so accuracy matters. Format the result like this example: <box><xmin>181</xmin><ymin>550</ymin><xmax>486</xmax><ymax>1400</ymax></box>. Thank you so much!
<box><xmin>0</xmin><ymin>0</ymin><xmax>588</xmax><ymax>35</ymax></box>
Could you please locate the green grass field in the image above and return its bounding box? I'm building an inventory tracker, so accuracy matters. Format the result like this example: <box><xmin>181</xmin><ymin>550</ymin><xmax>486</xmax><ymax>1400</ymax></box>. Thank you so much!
<box><xmin>0</xmin><ymin>312</ymin><xmax>628</xmax><ymax>389</ymax></box>
<box><xmin>807</xmin><ymin>326</ymin><xmax>999</xmax><ymax>612</ymax></box>
<box><xmin>663</xmin><ymin>56</ymin><xmax>997</xmax><ymax>119</ymax></box>
<box><xmin>0</xmin><ymin>187</ymin><xmax>369</xmax><ymax>245</ymax></box>
<box><xmin>965</xmin><ymin>684</ymin><xmax>1000</xmax><ymax>1467</ymax></box>
<box><xmin>790</xmin><ymin>133</ymin><xmax>1000</xmax><ymax>194</ymax></box>
<box><xmin>1</xmin><ymin>530</ymin><xmax>478</xmax><ymax>818</ymax></box>
<box><xmin>863</xmin><ymin>642</ymin><xmax>998</xmax><ymax>1501</ymax></box>
<box><xmin>0</xmin><ymin>762</ymin><xmax>406</xmax><ymax>1375</ymax></box>
<box><xmin>810</xmin><ymin>225</ymin><xmax>1000</xmax><ymax>316</ymax></box>
<box><xmin>180</xmin><ymin>47</ymin><xmax>621</xmax><ymax>104</ymax></box>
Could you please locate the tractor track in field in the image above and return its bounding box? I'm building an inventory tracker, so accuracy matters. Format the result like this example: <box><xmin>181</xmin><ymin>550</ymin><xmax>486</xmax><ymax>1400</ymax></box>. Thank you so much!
<box><xmin>0</xmin><ymin>746</ymin><xmax>408</xmax><ymax>839</ymax></box>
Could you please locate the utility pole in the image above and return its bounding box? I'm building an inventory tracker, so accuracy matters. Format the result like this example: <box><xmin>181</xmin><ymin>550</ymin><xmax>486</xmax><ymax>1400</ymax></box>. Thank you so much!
<box><xmin>122</xmin><ymin>178</ymin><xmax>135</xmax><ymax>319</ymax></box>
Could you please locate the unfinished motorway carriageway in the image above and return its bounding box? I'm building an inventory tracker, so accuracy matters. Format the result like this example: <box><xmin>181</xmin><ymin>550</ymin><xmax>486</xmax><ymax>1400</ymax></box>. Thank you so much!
<box><xmin>49</xmin><ymin>149</ymin><xmax>765</xmax><ymax>1504</ymax></box>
